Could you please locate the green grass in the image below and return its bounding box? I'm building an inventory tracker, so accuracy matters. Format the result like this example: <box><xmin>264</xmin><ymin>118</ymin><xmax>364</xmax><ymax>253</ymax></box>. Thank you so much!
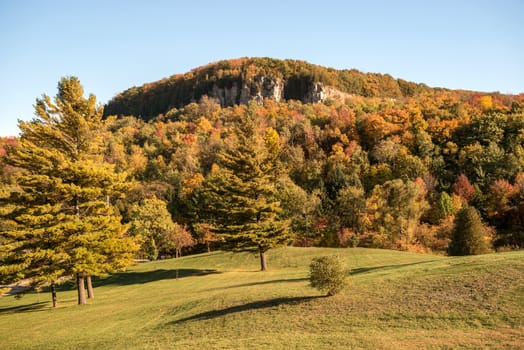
<box><xmin>1</xmin><ymin>247</ymin><xmax>523</xmax><ymax>349</ymax></box>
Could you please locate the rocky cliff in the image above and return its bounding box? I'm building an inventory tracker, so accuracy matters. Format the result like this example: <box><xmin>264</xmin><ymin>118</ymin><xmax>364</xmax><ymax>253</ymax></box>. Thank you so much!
<box><xmin>209</xmin><ymin>75</ymin><xmax>285</xmax><ymax>106</ymax></box>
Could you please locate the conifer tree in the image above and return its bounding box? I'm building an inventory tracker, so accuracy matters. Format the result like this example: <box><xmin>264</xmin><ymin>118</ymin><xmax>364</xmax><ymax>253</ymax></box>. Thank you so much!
<box><xmin>200</xmin><ymin>109</ymin><xmax>291</xmax><ymax>270</ymax></box>
<box><xmin>0</xmin><ymin>77</ymin><xmax>138</xmax><ymax>306</ymax></box>
<box><xmin>448</xmin><ymin>206</ymin><xmax>491</xmax><ymax>256</ymax></box>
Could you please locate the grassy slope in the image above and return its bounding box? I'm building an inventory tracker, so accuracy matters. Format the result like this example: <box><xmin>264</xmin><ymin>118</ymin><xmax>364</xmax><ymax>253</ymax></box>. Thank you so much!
<box><xmin>0</xmin><ymin>248</ymin><xmax>522</xmax><ymax>349</ymax></box>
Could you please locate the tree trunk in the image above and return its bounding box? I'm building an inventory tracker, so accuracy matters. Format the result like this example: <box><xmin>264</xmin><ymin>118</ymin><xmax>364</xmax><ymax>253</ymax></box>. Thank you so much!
<box><xmin>77</xmin><ymin>273</ymin><xmax>87</xmax><ymax>305</ymax></box>
<box><xmin>86</xmin><ymin>275</ymin><xmax>94</xmax><ymax>299</ymax></box>
<box><xmin>206</xmin><ymin>241</ymin><xmax>211</xmax><ymax>253</ymax></box>
<box><xmin>259</xmin><ymin>248</ymin><xmax>268</xmax><ymax>271</ymax></box>
<box><xmin>51</xmin><ymin>283</ymin><xmax>57</xmax><ymax>308</ymax></box>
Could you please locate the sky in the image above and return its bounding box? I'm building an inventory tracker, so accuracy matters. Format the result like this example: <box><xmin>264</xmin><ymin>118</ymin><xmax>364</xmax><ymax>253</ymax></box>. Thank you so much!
<box><xmin>0</xmin><ymin>0</ymin><xmax>523</xmax><ymax>136</ymax></box>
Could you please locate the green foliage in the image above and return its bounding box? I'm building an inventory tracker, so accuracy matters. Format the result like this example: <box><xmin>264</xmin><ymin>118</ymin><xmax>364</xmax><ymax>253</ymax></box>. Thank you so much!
<box><xmin>129</xmin><ymin>197</ymin><xmax>194</xmax><ymax>259</ymax></box>
<box><xmin>309</xmin><ymin>255</ymin><xmax>348</xmax><ymax>296</ymax></box>
<box><xmin>276</xmin><ymin>176</ymin><xmax>320</xmax><ymax>241</ymax></box>
<box><xmin>199</xmin><ymin>108</ymin><xmax>291</xmax><ymax>269</ymax></box>
<box><xmin>366</xmin><ymin>179</ymin><xmax>429</xmax><ymax>249</ymax></box>
<box><xmin>449</xmin><ymin>206</ymin><xmax>491</xmax><ymax>256</ymax></box>
<box><xmin>429</xmin><ymin>191</ymin><xmax>454</xmax><ymax>224</ymax></box>
<box><xmin>0</xmin><ymin>77</ymin><xmax>138</xmax><ymax>304</ymax></box>
<box><xmin>129</xmin><ymin>197</ymin><xmax>174</xmax><ymax>260</ymax></box>
<box><xmin>338</xmin><ymin>185</ymin><xmax>366</xmax><ymax>224</ymax></box>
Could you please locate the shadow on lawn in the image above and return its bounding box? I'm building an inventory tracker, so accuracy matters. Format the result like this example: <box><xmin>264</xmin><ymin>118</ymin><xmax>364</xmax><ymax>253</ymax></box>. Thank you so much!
<box><xmin>350</xmin><ymin>260</ymin><xmax>439</xmax><ymax>275</ymax></box>
<box><xmin>0</xmin><ymin>301</ymin><xmax>48</xmax><ymax>314</ymax></box>
<box><xmin>171</xmin><ymin>295</ymin><xmax>324</xmax><ymax>324</ymax></box>
<box><xmin>208</xmin><ymin>277</ymin><xmax>309</xmax><ymax>291</ymax></box>
<box><xmin>95</xmin><ymin>268</ymin><xmax>220</xmax><ymax>287</ymax></box>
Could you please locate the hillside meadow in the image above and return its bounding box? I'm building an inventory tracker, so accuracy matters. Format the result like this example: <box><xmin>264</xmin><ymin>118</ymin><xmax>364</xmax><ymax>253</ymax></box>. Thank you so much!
<box><xmin>1</xmin><ymin>247</ymin><xmax>523</xmax><ymax>349</ymax></box>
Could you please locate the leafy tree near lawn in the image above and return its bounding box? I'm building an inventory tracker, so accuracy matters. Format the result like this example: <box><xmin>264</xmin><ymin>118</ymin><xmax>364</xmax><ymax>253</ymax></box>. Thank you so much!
<box><xmin>200</xmin><ymin>107</ymin><xmax>291</xmax><ymax>270</ymax></box>
<box><xmin>0</xmin><ymin>77</ymin><xmax>138</xmax><ymax>306</ymax></box>
<box><xmin>366</xmin><ymin>179</ymin><xmax>428</xmax><ymax>249</ymax></box>
<box><xmin>128</xmin><ymin>197</ymin><xmax>194</xmax><ymax>259</ymax></box>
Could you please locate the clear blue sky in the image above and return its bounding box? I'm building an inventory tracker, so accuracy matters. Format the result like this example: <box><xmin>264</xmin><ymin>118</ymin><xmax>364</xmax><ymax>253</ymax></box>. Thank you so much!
<box><xmin>1</xmin><ymin>0</ymin><xmax>523</xmax><ymax>136</ymax></box>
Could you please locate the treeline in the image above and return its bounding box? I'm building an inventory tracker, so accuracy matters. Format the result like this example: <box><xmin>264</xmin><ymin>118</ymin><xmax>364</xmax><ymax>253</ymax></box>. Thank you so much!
<box><xmin>104</xmin><ymin>57</ymin><xmax>438</xmax><ymax>120</ymax></box>
<box><xmin>87</xmin><ymin>89</ymin><xmax>524</xmax><ymax>254</ymax></box>
<box><xmin>2</xmin><ymin>81</ymin><xmax>524</xmax><ymax>260</ymax></box>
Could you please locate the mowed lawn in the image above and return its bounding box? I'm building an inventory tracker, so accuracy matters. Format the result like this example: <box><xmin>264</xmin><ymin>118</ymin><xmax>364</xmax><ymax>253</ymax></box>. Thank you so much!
<box><xmin>0</xmin><ymin>247</ymin><xmax>523</xmax><ymax>349</ymax></box>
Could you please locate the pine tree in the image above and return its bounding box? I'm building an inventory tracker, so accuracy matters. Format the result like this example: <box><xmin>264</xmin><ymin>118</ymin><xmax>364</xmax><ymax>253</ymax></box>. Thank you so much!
<box><xmin>200</xmin><ymin>109</ymin><xmax>291</xmax><ymax>270</ymax></box>
<box><xmin>0</xmin><ymin>77</ymin><xmax>138</xmax><ymax>306</ymax></box>
<box><xmin>448</xmin><ymin>206</ymin><xmax>491</xmax><ymax>256</ymax></box>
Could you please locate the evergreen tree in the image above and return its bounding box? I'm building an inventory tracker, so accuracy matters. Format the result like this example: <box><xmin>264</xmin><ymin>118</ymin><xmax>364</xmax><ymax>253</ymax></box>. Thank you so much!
<box><xmin>448</xmin><ymin>206</ymin><xmax>491</xmax><ymax>256</ymax></box>
<box><xmin>0</xmin><ymin>77</ymin><xmax>138</xmax><ymax>306</ymax></box>
<box><xmin>200</xmin><ymin>109</ymin><xmax>291</xmax><ymax>270</ymax></box>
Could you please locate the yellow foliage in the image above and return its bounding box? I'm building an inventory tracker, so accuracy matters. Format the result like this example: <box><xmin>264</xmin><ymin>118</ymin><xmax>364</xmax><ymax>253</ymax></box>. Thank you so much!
<box><xmin>182</xmin><ymin>173</ymin><xmax>205</xmax><ymax>196</ymax></box>
<box><xmin>480</xmin><ymin>95</ymin><xmax>493</xmax><ymax>110</ymax></box>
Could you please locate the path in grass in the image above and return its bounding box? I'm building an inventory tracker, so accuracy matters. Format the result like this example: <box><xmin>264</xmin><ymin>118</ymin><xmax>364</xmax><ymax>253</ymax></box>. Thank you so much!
<box><xmin>0</xmin><ymin>248</ymin><xmax>522</xmax><ymax>349</ymax></box>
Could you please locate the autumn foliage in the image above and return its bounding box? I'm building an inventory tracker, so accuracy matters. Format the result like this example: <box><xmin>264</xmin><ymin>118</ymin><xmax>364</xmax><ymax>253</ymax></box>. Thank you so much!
<box><xmin>3</xmin><ymin>61</ymin><xmax>524</xmax><ymax>271</ymax></box>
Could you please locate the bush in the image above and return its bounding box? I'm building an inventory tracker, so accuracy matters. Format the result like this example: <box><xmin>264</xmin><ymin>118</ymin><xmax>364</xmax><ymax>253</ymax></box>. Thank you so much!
<box><xmin>309</xmin><ymin>255</ymin><xmax>348</xmax><ymax>296</ymax></box>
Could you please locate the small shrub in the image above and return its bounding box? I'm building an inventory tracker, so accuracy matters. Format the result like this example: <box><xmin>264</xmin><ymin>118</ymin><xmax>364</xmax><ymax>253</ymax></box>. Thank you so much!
<box><xmin>309</xmin><ymin>255</ymin><xmax>348</xmax><ymax>296</ymax></box>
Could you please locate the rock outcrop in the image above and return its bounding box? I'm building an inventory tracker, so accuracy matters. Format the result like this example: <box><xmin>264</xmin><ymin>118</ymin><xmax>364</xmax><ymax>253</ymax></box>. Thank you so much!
<box><xmin>209</xmin><ymin>76</ymin><xmax>284</xmax><ymax>106</ymax></box>
<box><xmin>208</xmin><ymin>77</ymin><xmax>346</xmax><ymax>107</ymax></box>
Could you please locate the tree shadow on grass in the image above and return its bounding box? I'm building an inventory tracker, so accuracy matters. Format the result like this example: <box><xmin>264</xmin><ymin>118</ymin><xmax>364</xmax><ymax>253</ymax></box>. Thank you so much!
<box><xmin>95</xmin><ymin>269</ymin><xmax>220</xmax><ymax>287</ymax></box>
<box><xmin>350</xmin><ymin>260</ymin><xmax>440</xmax><ymax>275</ymax></box>
<box><xmin>0</xmin><ymin>301</ymin><xmax>48</xmax><ymax>314</ymax></box>
<box><xmin>171</xmin><ymin>295</ymin><xmax>325</xmax><ymax>324</ymax></box>
<box><xmin>203</xmin><ymin>277</ymin><xmax>309</xmax><ymax>292</ymax></box>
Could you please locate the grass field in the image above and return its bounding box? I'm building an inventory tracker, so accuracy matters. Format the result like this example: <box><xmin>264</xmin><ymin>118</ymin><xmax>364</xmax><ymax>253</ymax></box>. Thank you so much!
<box><xmin>0</xmin><ymin>247</ymin><xmax>523</xmax><ymax>349</ymax></box>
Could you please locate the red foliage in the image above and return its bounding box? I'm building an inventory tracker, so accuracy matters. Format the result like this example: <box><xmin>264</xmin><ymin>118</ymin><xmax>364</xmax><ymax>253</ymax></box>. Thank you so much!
<box><xmin>453</xmin><ymin>174</ymin><xmax>475</xmax><ymax>204</ymax></box>
<box><xmin>488</xmin><ymin>179</ymin><xmax>515</xmax><ymax>217</ymax></box>
<box><xmin>183</xmin><ymin>133</ymin><xmax>196</xmax><ymax>144</ymax></box>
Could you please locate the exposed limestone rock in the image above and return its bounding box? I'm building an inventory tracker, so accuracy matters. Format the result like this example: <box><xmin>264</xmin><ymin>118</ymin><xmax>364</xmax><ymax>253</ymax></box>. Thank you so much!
<box><xmin>303</xmin><ymin>82</ymin><xmax>354</xmax><ymax>103</ymax></box>
<box><xmin>252</xmin><ymin>76</ymin><xmax>284</xmax><ymax>103</ymax></box>
<box><xmin>210</xmin><ymin>82</ymin><xmax>245</xmax><ymax>106</ymax></box>
<box><xmin>209</xmin><ymin>76</ymin><xmax>284</xmax><ymax>107</ymax></box>
<box><xmin>303</xmin><ymin>82</ymin><xmax>325</xmax><ymax>103</ymax></box>
<box><xmin>207</xmin><ymin>77</ymin><xmax>347</xmax><ymax>107</ymax></box>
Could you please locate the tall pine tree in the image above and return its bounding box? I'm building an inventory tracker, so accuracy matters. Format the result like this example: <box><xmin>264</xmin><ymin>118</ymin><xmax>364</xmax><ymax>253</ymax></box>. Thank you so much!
<box><xmin>200</xmin><ymin>108</ymin><xmax>291</xmax><ymax>270</ymax></box>
<box><xmin>0</xmin><ymin>77</ymin><xmax>138</xmax><ymax>306</ymax></box>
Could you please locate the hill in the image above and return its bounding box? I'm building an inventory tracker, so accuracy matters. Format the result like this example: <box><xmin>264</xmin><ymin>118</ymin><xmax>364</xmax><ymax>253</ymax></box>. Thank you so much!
<box><xmin>103</xmin><ymin>57</ymin><xmax>440</xmax><ymax>120</ymax></box>
<box><xmin>0</xmin><ymin>248</ymin><xmax>522</xmax><ymax>349</ymax></box>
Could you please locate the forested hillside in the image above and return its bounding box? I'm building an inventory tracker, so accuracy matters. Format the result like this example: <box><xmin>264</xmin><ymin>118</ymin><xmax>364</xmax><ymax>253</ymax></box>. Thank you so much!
<box><xmin>2</xmin><ymin>59</ymin><xmax>524</xmax><ymax>265</ymax></box>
